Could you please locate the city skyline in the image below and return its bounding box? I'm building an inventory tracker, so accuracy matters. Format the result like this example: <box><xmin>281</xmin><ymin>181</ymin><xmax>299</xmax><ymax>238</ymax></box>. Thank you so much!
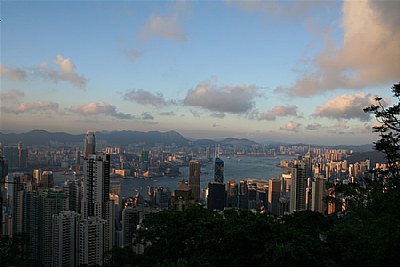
<box><xmin>1</xmin><ymin>0</ymin><xmax>400</xmax><ymax>145</ymax></box>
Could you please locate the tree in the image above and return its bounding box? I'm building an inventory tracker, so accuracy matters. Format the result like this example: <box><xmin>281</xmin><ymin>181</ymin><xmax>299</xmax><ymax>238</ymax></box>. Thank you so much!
<box><xmin>364</xmin><ymin>82</ymin><xmax>400</xmax><ymax>189</ymax></box>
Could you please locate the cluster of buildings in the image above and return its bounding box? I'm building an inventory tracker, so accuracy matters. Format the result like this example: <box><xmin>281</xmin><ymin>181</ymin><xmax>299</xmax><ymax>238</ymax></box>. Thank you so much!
<box><xmin>0</xmin><ymin>131</ymin><xmax>381</xmax><ymax>266</ymax></box>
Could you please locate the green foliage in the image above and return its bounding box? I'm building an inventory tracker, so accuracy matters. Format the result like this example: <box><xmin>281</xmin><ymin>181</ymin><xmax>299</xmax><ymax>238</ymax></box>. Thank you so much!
<box><xmin>0</xmin><ymin>233</ymin><xmax>32</xmax><ymax>267</ymax></box>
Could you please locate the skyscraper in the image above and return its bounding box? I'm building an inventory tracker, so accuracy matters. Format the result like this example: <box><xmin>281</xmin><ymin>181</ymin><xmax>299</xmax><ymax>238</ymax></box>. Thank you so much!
<box><xmin>39</xmin><ymin>188</ymin><xmax>68</xmax><ymax>267</ymax></box>
<box><xmin>82</xmin><ymin>153</ymin><xmax>110</xmax><ymax>219</ymax></box>
<box><xmin>18</xmin><ymin>142</ymin><xmax>28</xmax><ymax>169</ymax></box>
<box><xmin>207</xmin><ymin>182</ymin><xmax>225</xmax><ymax>211</ymax></box>
<box><xmin>268</xmin><ymin>178</ymin><xmax>281</xmax><ymax>215</ymax></box>
<box><xmin>188</xmin><ymin>160</ymin><xmax>201</xmax><ymax>201</ymax></box>
<box><xmin>3</xmin><ymin>146</ymin><xmax>18</xmax><ymax>170</ymax></box>
<box><xmin>52</xmin><ymin>211</ymin><xmax>80</xmax><ymax>267</ymax></box>
<box><xmin>81</xmin><ymin>152</ymin><xmax>112</xmax><ymax>265</ymax></box>
<box><xmin>290</xmin><ymin>162</ymin><xmax>307</xmax><ymax>213</ymax></box>
<box><xmin>226</xmin><ymin>180</ymin><xmax>238</xmax><ymax>208</ymax></box>
<box><xmin>214</xmin><ymin>157</ymin><xmax>224</xmax><ymax>183</ymax></box>
<box><xmin>79</xmin><ymin>217</ymin><xmax>106</xmax><ymax>266</ymax></box>
<box><xmin>312</xmin><ymin>175</ymin><xmax>327</xmax><ymax>213</ymax></box>
<box><xmin>0</xmin><ymin>156</ymin><xmax>8</xmax><ymax>235</ymax></box>
<box><xmin>83</xmin><ymin>131</ymin><xmax>96</xmax><ymax>158</ymax></box>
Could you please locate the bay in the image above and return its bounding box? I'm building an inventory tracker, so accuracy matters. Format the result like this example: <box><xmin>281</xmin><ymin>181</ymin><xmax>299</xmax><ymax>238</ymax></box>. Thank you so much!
<box><xmin>116</xmin><ymin>155</ymin><xmax>290</xmax><ymax>199</ymax></box>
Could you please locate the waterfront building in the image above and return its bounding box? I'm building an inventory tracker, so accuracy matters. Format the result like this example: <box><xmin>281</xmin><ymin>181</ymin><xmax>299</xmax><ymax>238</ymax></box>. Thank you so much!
<box><xmin>214</xmin><ymin>157</ymin><xmax>224</xmax><ymax>183</ymax></box>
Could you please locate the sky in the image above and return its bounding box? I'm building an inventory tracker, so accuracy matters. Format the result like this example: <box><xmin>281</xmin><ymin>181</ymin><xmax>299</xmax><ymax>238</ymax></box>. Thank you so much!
<box><xmin>1</xmin><ymin>0</ymin><xmax>399</xmax><ymax>145</ymax></box>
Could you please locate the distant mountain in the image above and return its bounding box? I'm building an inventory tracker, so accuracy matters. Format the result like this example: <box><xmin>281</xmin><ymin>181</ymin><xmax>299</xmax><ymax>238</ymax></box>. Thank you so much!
<box><xmin>192</xmin><ymin>138</ymin><xmax>259</xmax><ymax>147</ymax></box>
<box><xmin>96</xmin><ymin>130</ymin><xmax>189</xmax><ymax>146</ymax></box>
<box><xmin>0</xmin><ymin>130</ymin><xmax>189</xmax><ymax>147</ymax></box>
<box><xmin>0</xmin><ymin>130</ymin><xmax>83</xmax><ymax>145</ymax></box>
<box><xmin>220</xmin><ymin>138</ymin><xmax>258</xmax><ymax>147</ymax></box>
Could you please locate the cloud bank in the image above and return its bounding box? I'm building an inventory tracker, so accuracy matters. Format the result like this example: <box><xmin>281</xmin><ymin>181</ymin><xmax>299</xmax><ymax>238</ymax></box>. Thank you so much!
<box><xmin>313</xmin><ymin>93</ymin><xmax>381</xmax><ymax>121</ymax></box>
<box><xmin>123</xmin><ymin>89</ymin><xmax>168</xmax><ymax>107</ymax></box>
<box><xmin>2</xmin><ymin>101</ymin><xmax>59</xmax><ymax>114</ymax></box>
<box><xmin>276</xmin><ymin>0</ymin><xmax>400</xmax><ymax>96</ymax></box>
<box><xmin>0</xmin><ymin>64</ymin><xmax>27</xmax><ymax>81</ymax></box>
<box><xmin>280</xmin><ymin>121</ymin><xmax>301</xmax><ymax>132</ymax></box>
<box><xmin>257</xmin><ymin>105</ymin><xmax>302</xmax><ymax>121</ymax></box>
<box><xmin>39</xmin><ymin>54</ymin><xmax>87</xmax><ymax>88</ymax></box>
<box><xmin>68</xmin><ymin>102</ymin><xmax>132</xmax><ymax>119</ymax></box>
<box><xmin>184</xmin><ymin>81</ymin><xmax>259</xmax><ymax>114</ymax></box>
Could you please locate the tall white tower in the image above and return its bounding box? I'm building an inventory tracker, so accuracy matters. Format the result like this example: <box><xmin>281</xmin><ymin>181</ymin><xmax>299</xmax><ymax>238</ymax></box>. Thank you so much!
<box><xmin>82</xmin><ymin>153</ymin><xmax>110</xmax><ymax>219</ymax></box>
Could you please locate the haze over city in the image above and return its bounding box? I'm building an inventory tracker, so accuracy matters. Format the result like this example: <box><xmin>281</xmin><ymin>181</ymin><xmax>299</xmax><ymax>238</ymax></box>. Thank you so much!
<box><xmin>1</xmin><ymin>0</ymin><xmax>400</xmax><ymax>145</ymax></box>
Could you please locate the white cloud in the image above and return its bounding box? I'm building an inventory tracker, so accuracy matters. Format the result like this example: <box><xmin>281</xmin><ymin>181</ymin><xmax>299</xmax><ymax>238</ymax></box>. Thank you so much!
<box><xmin>184</xmin><ymin>81</ymin><xmax>259</xmax><ymax>113</ymax></box>
<box><xmin>2</xmin><ymin>101</ymin><xmax>59</xmax><ymax>114</ymax></box>
<box><xmin>313</xmin><ymin>93</ymin><xmax>381</xmax><ymax>121</ymax></box>
<box><xmin>39</xmin><ymin>54</ymin><xmax>87</xmax><ymax>87</ymax></box>
<box><xmin>68</xmin><ymin>102</ymin><xmax>133</xmax><ymax>120</ymax></box>
<box><xmin>256</xmin><ymin>105</ymin><xmax>302</xmax><ymax>121</ymax></box>
<box><xmin>276</xmin><ymin>0</ymin><xmax>400</xmax><ymax>96</ymax></box>
<box><xmin>0</xmin><ymin>89</ymin><xmax>25</xmax><ymax>103</ymax></box>
<box><xmin>280</xmin><ymin>121</ymin><xmax>301</xmax><ymax>132</ymax></box>
<box><xmin>123</xmin><ymin>89</ymin><xmax>168</xmax><ymax>107</ymax></box>
<box><xmin>0</xmin><ymin>64</ymin><xmax>27</xmax><ymax>81</ymax></box>
<box><xmin>140</xmin><ymin>15</ymin><xmax>186</xmax><ymax>41</ymax></box>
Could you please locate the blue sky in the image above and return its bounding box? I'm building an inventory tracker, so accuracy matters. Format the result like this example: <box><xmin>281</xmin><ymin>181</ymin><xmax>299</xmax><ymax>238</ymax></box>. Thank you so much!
<box><xmin>1</xmin><ymin>0</ymin><xmax>399</xmax><ymax>145</ymax></box>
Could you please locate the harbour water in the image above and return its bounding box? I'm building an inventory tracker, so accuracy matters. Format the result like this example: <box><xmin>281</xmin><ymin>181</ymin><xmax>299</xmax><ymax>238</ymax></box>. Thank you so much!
<box><xmin>115</xmin><ymin>155</ymin><xmax>291</xmax><ymax>198</ymax></box>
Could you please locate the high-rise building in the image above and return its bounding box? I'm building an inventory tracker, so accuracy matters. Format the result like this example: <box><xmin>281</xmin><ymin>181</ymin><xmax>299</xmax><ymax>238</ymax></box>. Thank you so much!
<box><xmin>207</xmin><ymin>182</ymin><xmax>225</xmax><ymax>211</ymax></box>
<box><xmin>268</xmin><ymin>179</ymin><xmax>281</xmax><ymax>215</ymax></box>
<box><xmin>83</xmin><ymin>131</ymin><xmax>96</xmax><ymax>158</ymax></box>
<box><xmin>312</xmin><ymin>175</ymin><xmax>327</xmax><ymax>213</ymax></box>
<box><xmin>18</xmin><ymin>143</ymin><xmax>28</xmax><ymax>169</ymax></box>
<box><xmin>81</xmin><ymin>152</ymin><xmax>112</xmax><ymax>264</ymax></box>
<box><xmin>0</xmin><ymin>156</ymin><xmax>8</xmax><ymax>235</ymax></box>
<box><xmin>121</xmin><ymin>206</ymin><xmax>141</xmax><ymax>247</ymax></box>
<box><xmin>214</xmin><ymin>157</ymin><xmax>224</xmax><ymax>183</ymax></box>
<box><xmin>39</xmin><ymin>188</ymin><xmax>69</xmax><ymax>267</ymax></box>
<box><xmin>79</xmin><ymin>217</ymin><xmax>106</xmax><ymax>266</ymax></box>
<box><xmin>173</xmin><ymin>181</ymin><xmax>194</xmax><ymax>211</ymax></box>
<box><xmin>3</xmin><ymin>146</ymin><xmax>18</xmax><ymax>170</ymax></box>
<box><xmin>188</xmin><ymin>160</ymin><xmax>200</xmax><ymax>201</ymax></box>
<box><xmin>52</xmin><ymin>211</ymin><xmax>80</xmax><ymax>267</ymax></box>
<box><xmin>74</xmin><ymin>147</ymin><xmax>81</xmax><ymax>166</ymax></box>
<box><xmin>239</xmin><ymin>180</ymin><xmax>249</xmax><ymax>209</ymax></box>
<box><xmin>64</xmin><ymin>179</ymin><xmax>82</xmax><ymax>213</ymax></box>
<box><xmin>290</xmin><ymin>162</ymin><xmax>307</xmax><ymax>213</ymax></box>
<box><xmin>226</xmin><ymin>180</ymin><xmax>238</xmax><ymax>208</ymax></box>
<box><xmin>82</xmin><ymin>153</ymin><xmax>110</xmax><ymax>219</ymax></box>
<box><xmin>40</xmin><ymin>171</ymin><xmax>54</xmax><ymax>189</ymax></box>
